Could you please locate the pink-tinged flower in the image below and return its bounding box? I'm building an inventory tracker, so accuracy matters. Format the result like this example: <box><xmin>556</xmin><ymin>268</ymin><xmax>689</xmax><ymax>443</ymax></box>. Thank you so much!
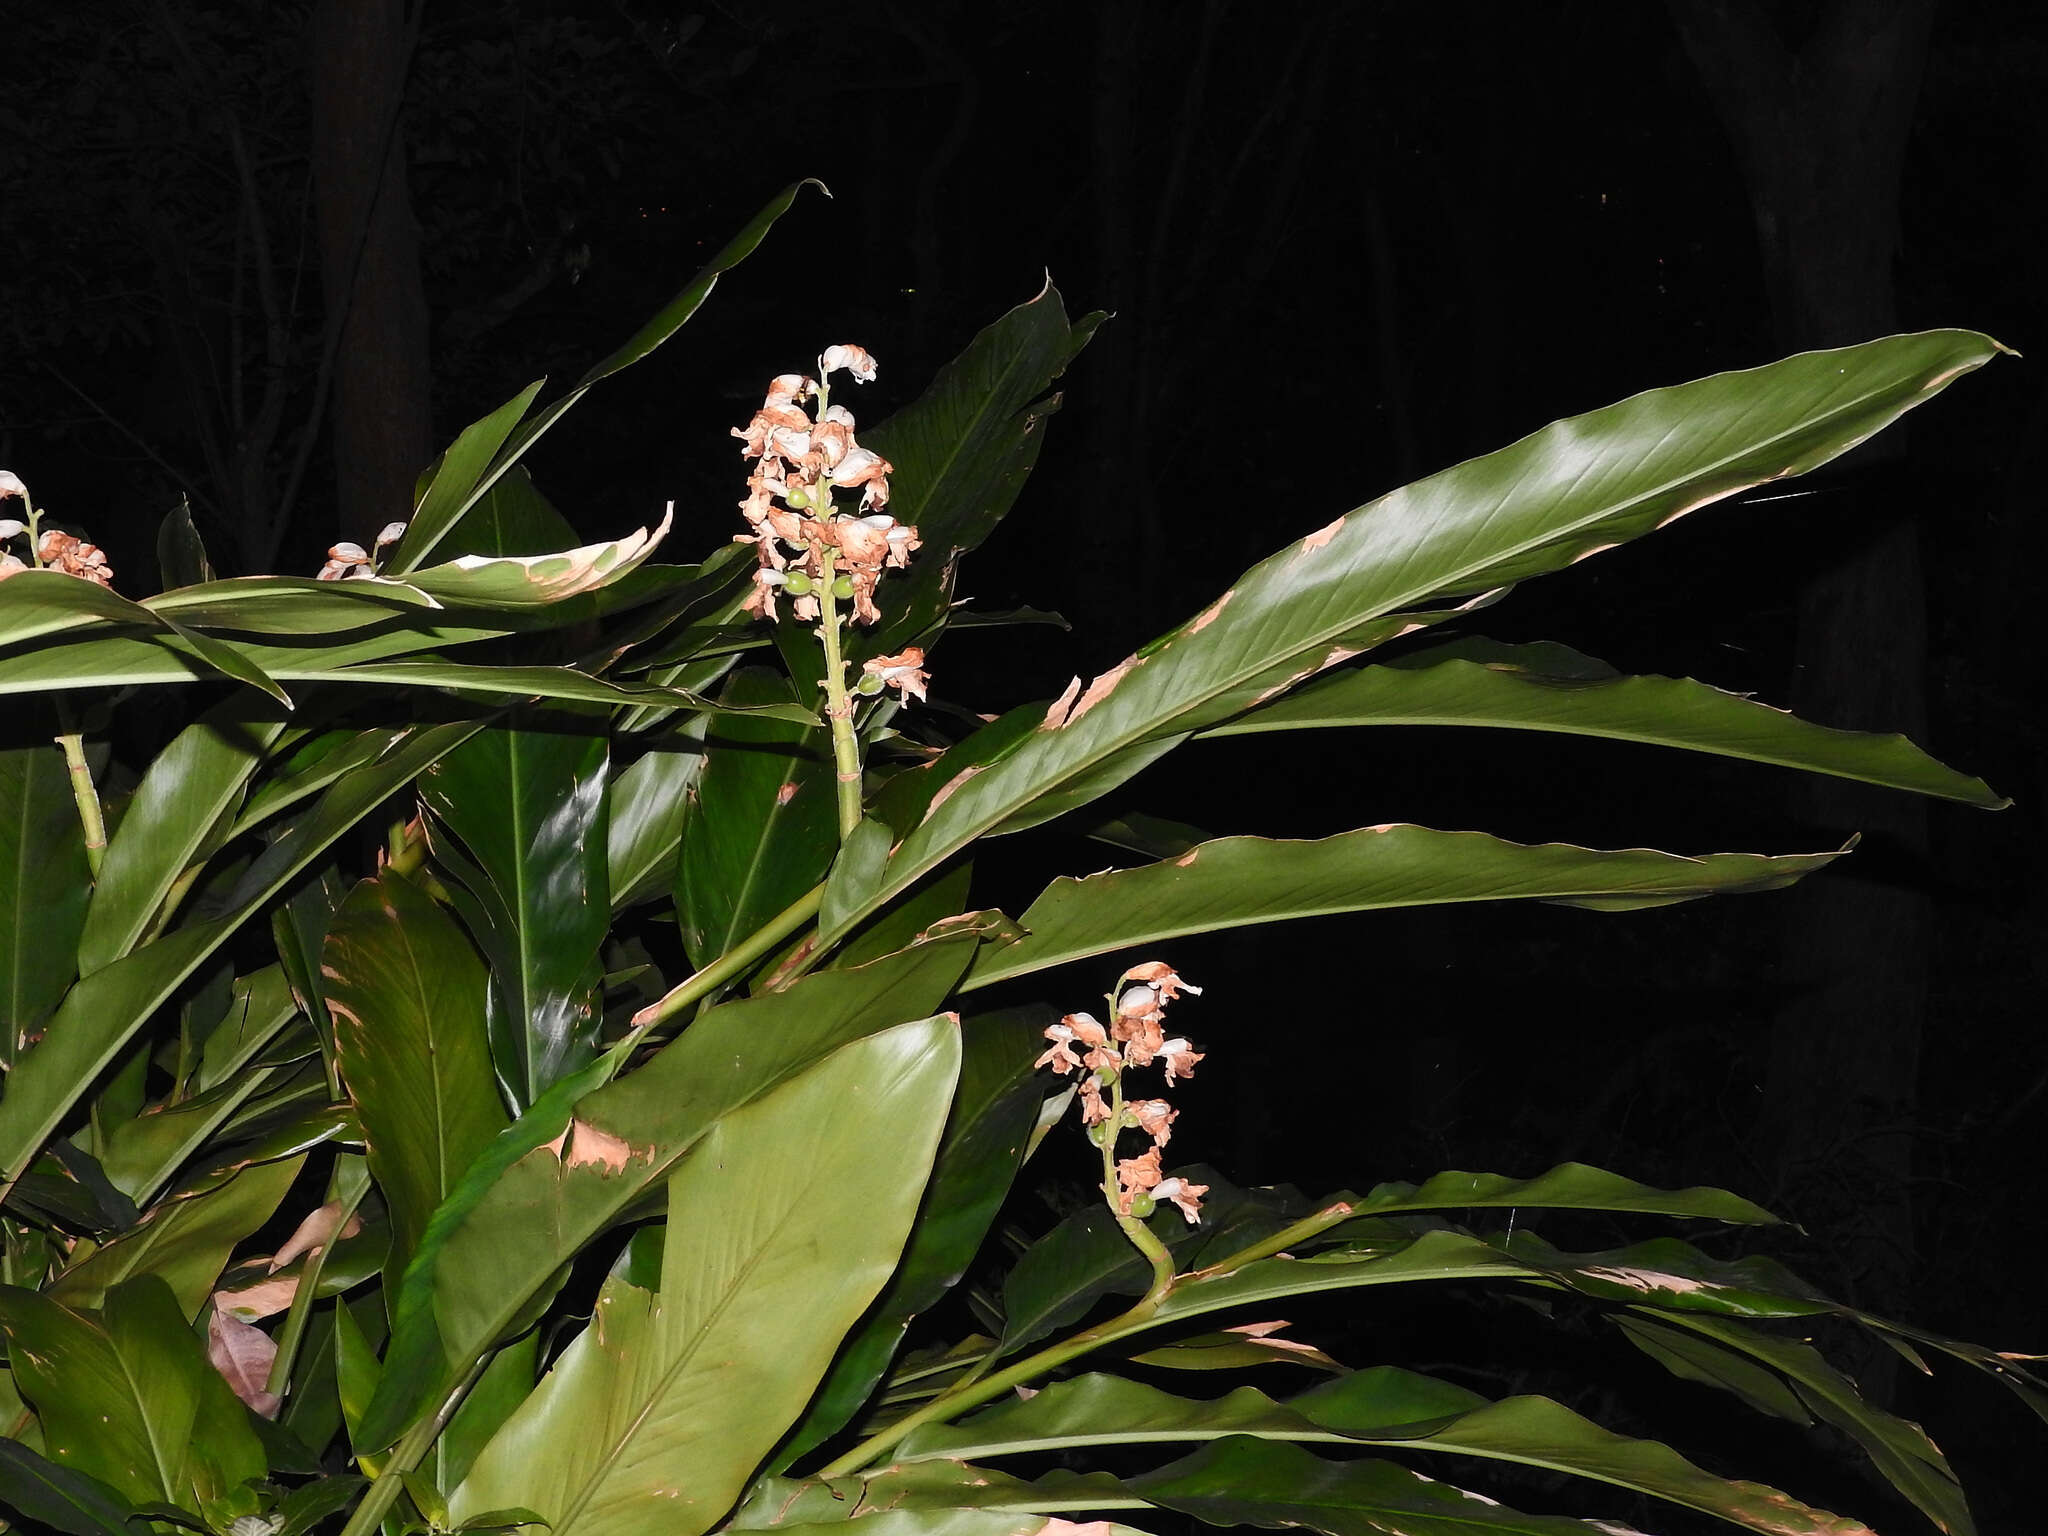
<box><xmin>829</xmin><ymin>446</ymin><xmax>894</xmax><ymax>510</ymax></box>
<box><xmin>1116</xmin><ymin>1146</ymin><xmax>1164</xmax><ymax>1207</ymax></box>
<box><xmin>1035</xmin><ymin>1016</ymin><xmax>1096</xmax><ymax>1074</ymax></box>
<box><xmin>1130</xmin><ymin>1098</ymin><xmax>1178</xmax><ymax>1146</ymax></box>
<box><xmin>38</xmin><ymin>528</ymin><xmax>115</xmax><ymax>588</ymax></box>
<box><xmin>0</xmin><ymin>553</ymin><xmax>27</xmax><ymax>581</ymax></box>
<box><xmin>733</xmin><ymin>399</ymin><xmax>812</xmax><ymax>459</ymax></box>
<box><xmin>863</xmin><ymin>646</ymin><xmax>931</xmax><ymax>702</ymax></box>
<box><xmin>765</xmin><ymin>372</ymin><xmax>814</xmax><ymax>404</ymax></box>
<box><xmin>859</xmin><ymin>513</ymin><xmax>922</xmax><ymax>568</ymax></box>
<box><xmin>316</xmin><ymin>541</ymin><xmax>371</xmax><ymax>582</ymax></box>
<box><xmin>1078</xmin><ymin>1076</ymin><xmax>1112</xmax><ymax>1126</ymax></box>
<box><xmin>820</xmin><ymin>343</ymin><xmax>879</xmax><ymax>383</ymax></box>
<box><xmin>1158</xmin><ymin>1037</ymin><xmax>1205</xmax><ymax>1083</ymax></box>
<box><xmin>1152</xmin><ymin>1175</ymin><xmax>1209</xmax><ymax>1224</ymax></box>
<box><xmin>743</xmin><ymin>567</ymin><xmax>788</xmax><ymax>621</ymax></box>
<box><xmin>1117</xmin><ymin>1011</ymin><xmax>1165</xmax><ymax>1067</ymax></box>
<box><xmin>1124</xmin><ymin>962</ymin><xmax>1201</xmax><ymax>1003</ymax></box>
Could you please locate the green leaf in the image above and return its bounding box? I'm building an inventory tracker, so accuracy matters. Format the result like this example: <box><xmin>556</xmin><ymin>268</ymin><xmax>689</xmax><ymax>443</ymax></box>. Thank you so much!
<box><xmin>850</xmin><ymin>281</ymin><xmax>1101</xmax><ymax>666</ymax></box>
<box><xmin>1133</xmin><ymin>1436</ymin><xmax>1640</xmax><ymax>1536</ymax></box>
<box><xmin>391</xmin><ymin>183</ymin><xmax>818</xmax><ymax>574</ymax></box>
<box><xmin>0</xmin><ymin>720</ymin><xmax>483</xmax><ymax>1184</ymax></box>
<box><xmin>0</xmin><ymin>737</ymin><xmax>89</xmax><ymax>1069</ymax></box>
<box><xmin>96</xmin><ymin>967</ymin><xmax>302</xmax><ymax>1202</ymax></box>
<box><xmin>78</xmin><ymin>702</ymin><xmax>290</xmax><ymax>974</ymax></box>
<box><xmin>819</xmin><ymin>817</ymin><xmax>894</xmax><ymax>940</ymax></box>
<box><xmin>1649</xmin><ymin>1312</ymin><xmax>1974</xmax><ymax>1536</ymax></box>
<box><xmin>49</xmin><ymin>1156</ymin><xmax>304</xmax><ymax>1317</ymax></box>
<box><xmin>0</xmin><ymin>1275</ymin><xmax>265</xmax><ymax>1513</ymax></box>
<box><xmin>674</xmin><ymin>669</ymin><xmax>833</xmax><ymax>970</ymax></box>
<box><xmin>963</xmin><ymin>824</ymin><xmax>1846</xmax><ymax>990</ymax></box>
<box><xmin>838</xmin><ymin>330</ymin><xmax>2003</xmax><ymax>947</ymax></box>
<box><xmin>146</xmin><ymin>576</ymin><xmax>440</xmax><ymax>634</ymax></box>
<box><xmin>275</xmin><ymin>1474</ymin><xmax>368</xmax><ymax>1536</ymax></box>
<box><xmin>1203</xmin><ymin>636</ymin><xmax>2008</xmax><ymax>807</ymax></box>
<box><xmin>777</xmin><ymin>1010</ymin><xmax>1053</xmax><ymax>1465</ymax></box>
<box><xmin>1125</xmin><ymin>1326</ymin><xmax>1342</xmax><ymax>1373</ymax></box>
<box><xmin>1339</xmin><ymin>1162</ymin><xmax>1778</xmax><ymax>1228</ymax></box>
<box><xmin>606</xmin><ymin>737</ymin><xmax>706</xmax><ymax>911</ymax></box>
<box><xmin>449</xmin><ymin>1015</ymin><xmax>961</xmax><ymax>1536</ymax></box>
<box><xmin>402</xmin><ymin>513</ymin><xmax>671</xmax><ymax>610</ymax></box>
<box><xmin>0</xmin><ymin>1437</ymin><xmax>142</xmax><ymax>1536</ymax></box>
<box><xmin>897</xmin><ymin>1370</ymin><xmax>1868</xmax><ymax>1536</ymax></box>
<box><xmin>390</xmin><ymin>380</ymin><xmax>549</xmax><ymax>574</ymax></box>
<box><xmin>156</xmin><ymin>499</ymin><xmax>214</xmax><ymax>591</ymax></box>
<box><xmin>359</xmin><ymin>924</ymin><xmax>988</xmax><ymax>1453</ymax></box>
<box><xmin>422</xmin><ymin>727</ymin><xmax>610</xmax><ymax>1109</ymax></box>
<box><xmin>429</xmin><ymin>464</ymin><xmax>581</xmax><ymax>561</ymax></box>
<box><xmin>323</xmin><ymin>872</ymin><xmax>510</xmax><ymax>1267</ymax></box>
<box><xmin>1611</xmin><ymin>1314</ymin><xmax>1813</xmax><ymax>1424</ymax></box>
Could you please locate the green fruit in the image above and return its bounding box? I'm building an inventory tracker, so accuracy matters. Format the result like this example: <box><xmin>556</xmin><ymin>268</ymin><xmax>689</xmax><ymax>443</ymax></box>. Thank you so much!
<box><xmin>856</xmin><ymin>671</ymin><xmax>885</xmax><ymax>696</ymax></box>
<box><xmin>1127</xmin><ymin>1193</ymin><xmax>1157</xmax><ymax>1218</ymax></box>
<box><xmin>832</xmin><ymin>574</ymin><xmax>855</xmax><ymax>600</ymax></box>
<box><xmin>784</xmin><ymin>570</ymin><xmax>813</xmax><ymax>595</ymax></box>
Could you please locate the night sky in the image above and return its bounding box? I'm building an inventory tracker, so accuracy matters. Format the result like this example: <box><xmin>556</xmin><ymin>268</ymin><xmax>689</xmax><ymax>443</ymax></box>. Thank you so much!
<box><xmin>4</xmin><ymin>1</ymin><xmax>2046</xmax><ymax>1524</ymax></box>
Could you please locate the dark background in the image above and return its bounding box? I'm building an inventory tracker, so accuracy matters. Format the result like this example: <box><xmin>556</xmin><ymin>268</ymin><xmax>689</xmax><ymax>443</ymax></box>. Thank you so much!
<box><xmin>3</xmin><ymin>0</ymin><xmax>2044</xmax><ymax>1527</ymax></box>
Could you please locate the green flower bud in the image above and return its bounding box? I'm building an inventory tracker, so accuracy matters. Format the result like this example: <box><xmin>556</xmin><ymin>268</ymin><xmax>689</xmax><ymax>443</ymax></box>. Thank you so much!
<box><xmin>856</xmin><ymin>670</ymin><xmax>885</xmax><ymax>696</ymax></box>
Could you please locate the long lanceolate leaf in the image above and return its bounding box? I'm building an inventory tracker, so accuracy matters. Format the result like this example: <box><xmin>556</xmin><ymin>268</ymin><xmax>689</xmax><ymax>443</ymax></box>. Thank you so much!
<box><xmin>358</xmin><ymin>925</ymin><xmax>993</xmax><ymax>1453</ymax></box>
<box><xmin>961</xmin><ymin>824</ymin><xmax>1847</xmax><ymax>990</ymax></box>
<box><xmin>1202</xmin><ymin>636</ymin><xmax>2009</xmax><ymax>806</ymax></box>
<box><xmin>0</xmin><ymin>721</ymin><xmax>484</xmax><ymax>1186</ymax></box>
<box><xmin>421</xmin><ymin>728</ymin><xmax>611</xmax><ymax>1110</ymax></box>
<box><xmin>387</xmin><ymin>183</ymin><xmax>821</xmax><ymax>575</ymax></box>
<box><xmin>448</xmin><ymin>1016</ymin><xmax>960</xmax><ymax>1536</ymax></box>
<box><xmin>829</xmin><ymin>330</ymin><xmax>2003</xmax><ymax>947</ymax></box>
<box><xmin>0</xmin><ymin>738</ymin><xmax>90</xmax><ymax>1069</ymax></box>
<box><xmin>890</xmin><ymin>1369</ymin><xmax>1871</xmax><ymax>1536</ymax></box>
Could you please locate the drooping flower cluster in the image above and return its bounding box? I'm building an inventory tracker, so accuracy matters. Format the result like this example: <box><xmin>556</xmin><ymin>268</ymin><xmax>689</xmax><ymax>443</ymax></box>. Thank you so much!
<box><xmin>1036</xmin><ymin>962</ymin><xmax>1210</xmax><ymax>1224</ymax></box>
<box><xmin>316</xmin><ymin>521</ymin><xmax>409</xmax><ymax>581</ymax></box>
<box><xmin>1</xmin><ymin>476</ymin><xmax>116</xmax><ymax>588</ymax></box>
<box><xmin>732</xmin><ymin>345</ymin><xmax>920</xmax><ymax>630</ymax></box>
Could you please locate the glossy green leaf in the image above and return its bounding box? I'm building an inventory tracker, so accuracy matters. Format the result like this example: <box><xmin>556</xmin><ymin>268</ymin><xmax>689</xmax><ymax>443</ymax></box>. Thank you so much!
<box><xmin>146</xmin><ymin>576</ymin><xmax>440</xmax><ymax>633</ymax></box>
<box><xmin>1658</xmin><ymin>1313</ymin><xmax>1974</xmax><ymax>1535</ymax></box>
<box><xmin>1336</xmin><ymin>1162</ymin><xmax>1779</xmax><ymax>1229</ymax></box>
<box><xmin>391</xmin><ymin>183</ymin><xmax>816</xmax><ymax>575</ymax></box>
<box><xmin>96</xmin><ymin>967</ymin><xmax>302</xmax><ymax>1202</ymax></box>
<box><xmin>49</xmin><ymin>1156</ymin><xmax>304</xmax><ymax>1317</ymax></box>
<box><xmin>321</xmin><ymin>659</ymin><xmax>814</xmax><ymax>716</ymax></box>
<box><xmin>78</xmin><ymin>702</ymin><xmax>290</xmax><ymax>974</ymax></box>
<box><xmin>837</xmin><ymin>330</ymin><xmax>2002</xmax><ymax>947</ymax></box>
<box><xmin>422</xmin><ymin>727</ymin><xmax>610</xmax><ymax>1109</ymax></box>
<box><xmin>0</xmin><ymin>720</ymin><xmax>482</xmax><ymax>1183</ymax></box>
<box><xmin>389</xmin><ymin>379</ymin><xmax>548</xmax><ymax>574</ymax></box>
<box><xmin>819</xmin><ymin>817</ymin><xmax>893</xmax><ymax>939</ymax></box>
<box><xmin>428</xmin><ymin>463</ymin><xmax>581</xmax><ymax>561</ymax></box>
<box><xmin>403</xmin><ymin>512</ymin><xmax>671</xmax><ymax>609</ymax></box>
<box><xmin>449</xmin><ymin>1015</ymin><xmax>961</xmax><ymax>1536</ymax></box>
<box><xmin>674</xmin><ymin>669</ymin><xmax>833</xmax><ymax>970</ymax></box>
<box><xmin>896</xmin><ymin>1370</ymin><xmax>1867</xmax><ymax>1536</ymax></box>
<box><xmin>964</xmin><ymin>824</ymin><xmax>1845</xmax><ymax>990</ymax></box>
<box><xmin>732</xmin><ymin>1465</ymin><xmax>1143</xmax><ymax>1529</ymax></box>
<box><xmin>778</xmin><ymin>1010</ymin><xmax>1052</xmax><ymax>1465</ymax></box>
<box><xmin>606</xmin><ymin>735</ymin><xmax>706</xmax><ymax>910</ymax></box>
<box><xmin>156</xmin><ymin>499</ymin><xmax>214</xmax><ymax>591</ymax></box>
<box><xmin>848</xmin><ymin>281</ymin><xmax>1100</xmax><ymax>665</ymax></box>
<box><xmin>0</xmin><ymin>1275</ymin><xmax>266</xmax><ymax>1514</ymax></box>
<box><xmin>359</xmin><ymin>924</ymin><xmax>986</xmax><ymax>1453</ymax></box>
<box><xmin>1133</xmin><ymin>1436</ymin><xmax>1636</xmax><ymax>1536</ymax></box>
<box><xmin>741</xmin><ymin>1512</ymin><xmax>1145</xmax><ymax>1536</ymax></box>
<box><xmin>1125</xmin><ymin>1325</ymin><xmax>1342</xmax><ymax>1373</ymax></box>
<box><xmin>0</xmin><ymin>737</ymin><xmax>89</xmax><ymax>1069</ymax></box>
<box><xmin>0</xmin><ymin>1437</ymin><xmax>140</xmax><ymax>1536</ymax></box>
<box><xmin>322</xmin><ymin>872</ymin><xmax>510</xmax><ymax>1267</ymax></box>
<box><xmin>1611</xmin><ymin>1313</ymin><xmax>1813</xmax><ymax>1425</ymax></box>
<box><xmin>1203</xmin><ymin>636</ymin><xmax>2008</xmax><ymax>807</ymax></box>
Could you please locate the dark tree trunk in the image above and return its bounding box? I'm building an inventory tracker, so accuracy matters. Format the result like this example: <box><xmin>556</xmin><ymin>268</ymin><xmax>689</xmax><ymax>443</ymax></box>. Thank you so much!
<box><xmin>309</xmin><ymin>0</ymin><xmax>431</xmax><ymax>549</ymax></box>
<box><xmin>1668</xmin><ymin>0</ymin><xmax>1940</xmax><ymax>1375</ymax></box>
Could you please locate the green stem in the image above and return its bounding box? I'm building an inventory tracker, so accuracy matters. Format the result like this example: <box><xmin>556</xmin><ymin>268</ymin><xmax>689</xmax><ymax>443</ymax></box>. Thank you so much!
<box><xmin>339</xmin><ymin>1361</ymin><xmax>487</xmax><ymax>1536</ymax></box>
<box><xmin>625</xmin><ymin>880</ymin><xmax>826</xmax><ymax>1036</ymax></box>
<box><xmin>55</xmin><ymin>724</ymin><xmax>106</xmax><ymax>880</ymax></box>
<box><xmin>1098</xmin><ymin>1067</ymin><xmax>1176</xmax><ymax>1303</ymax></box>
<box><xmin>812</xmin><ymin>546</ymin><xmax>865</xmax><ymax>841</ymax></box>
<box><xmin>817</xmin><ymin>1290</ymin><xmax>1167</xmax><ymax>1478</ymax></box>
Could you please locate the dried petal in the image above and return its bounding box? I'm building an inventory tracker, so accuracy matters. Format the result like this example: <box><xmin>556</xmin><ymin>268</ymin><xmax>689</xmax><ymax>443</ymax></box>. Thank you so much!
<box><xmin>1130</xmin><ymin>1098</ymin><xmax>1179</xmax><ymax>1146</ymax></box>
<box><xmin>1158</xmin><ymin>1037</ymin><xmax>1205</xmax><ymax>1083</ymax></box>
<box><xmin>269</xmin><ymin>1200</ymin><xmax>364</xmax><ymax>1273</ymax></box>
<box><xmin>862</xmin><ymin>646</ymin><xmax>930</xmax><ymax>703</ymax></box>
<box><xmin>207</xmin><ymin>1310</ymin><xmax>282</xmax><ymax>1418</ymax></box>
<box><xmin>0</xmin><ymin>553</ymin><xmax>25</xmax><ymax>581</ymax></box>
<box><xmin>1152</xmin><ymin>1175</ymin><xmax>1209</xmax><ymax>1224</ymax></box>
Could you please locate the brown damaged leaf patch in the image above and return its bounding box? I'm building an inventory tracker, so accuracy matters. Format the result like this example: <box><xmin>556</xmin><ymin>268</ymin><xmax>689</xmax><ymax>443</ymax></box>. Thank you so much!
<box><xmin>1063</xmin><ymin>655</ymin><xmax>1140</xmax><ymax>725</ymax></box>
<box><xmin>1185</xmin><ymin>589</ymin><xmax>1233</xmax><ymax>634</ymax></box>
<box><xmin>923</xmin><ymin>763</ymin><xmax>984</xmax><ymax>820</ymax></box>
<box><xmin>543</xmin><ymin>1117</ymin><xmax>640</xmax><ymax>1174</ymax></box>
<box><xmin>1042</xmin><ymin>675</ymin><xmax>1083</xmax><ymax>728</ymax></box>
<box><xmin>1299</xmin><ymin>517</ymin><xmax>1345</xmax><ymax>552</ymax></box>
